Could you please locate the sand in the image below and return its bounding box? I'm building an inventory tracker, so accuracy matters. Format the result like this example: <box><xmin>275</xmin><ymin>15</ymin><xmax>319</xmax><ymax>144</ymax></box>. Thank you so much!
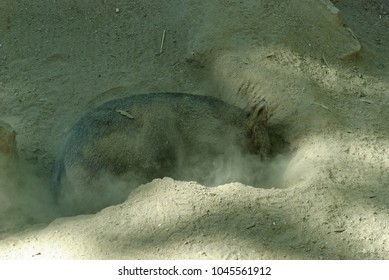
<box><xmin>0</xmin><ymin>0</ymin><xmax>388</xmax><ymax>259</ymax></box>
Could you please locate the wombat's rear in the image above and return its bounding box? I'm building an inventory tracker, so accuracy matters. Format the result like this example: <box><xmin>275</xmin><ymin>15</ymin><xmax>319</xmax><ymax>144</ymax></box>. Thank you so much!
<box><xmin>53</xmin><ymin>92</ymin><xmax>270</xmax><ymax>214</ymax></box>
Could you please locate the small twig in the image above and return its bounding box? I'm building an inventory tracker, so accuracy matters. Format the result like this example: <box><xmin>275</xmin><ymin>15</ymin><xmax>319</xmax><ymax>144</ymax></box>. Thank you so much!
<box><xmin>344</xmin><ymin>26</ymin><xmax>357</xmax><ymax>40</ymax></box>
<box><xmin>159</xmin><ymin>30</ymin><xmax>166</xmax><ymax>55</ymax></box>
<box><xmin>360</xmin><ymin>99</ymin><xmax>373</xmax><ymax>104</ymax></box>
<box><xmin>116</xmin><ymin>109</ymin><xmax>134</xmax><ymax>119</ymax></box>
<box><xmin>310</xmin><ymin>102</ymin><xmax>331</xmax><ymax>111</ymax></box>
<box><xmin>246</xmin><ymin>223</ymin><xmax>256</xmax><ymax>229</ymax></box>
<box><xmin>322</xmin><ymin>52</ymin><xmax>329</xmax><ymax>67</ymax></box>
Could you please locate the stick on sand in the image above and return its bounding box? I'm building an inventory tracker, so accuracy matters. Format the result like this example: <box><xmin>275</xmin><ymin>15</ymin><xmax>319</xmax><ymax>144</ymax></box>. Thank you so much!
<box><xmin>159</xmin><ymin>30</ymin><xmax>166</xmax><ymax>55</ymax></box>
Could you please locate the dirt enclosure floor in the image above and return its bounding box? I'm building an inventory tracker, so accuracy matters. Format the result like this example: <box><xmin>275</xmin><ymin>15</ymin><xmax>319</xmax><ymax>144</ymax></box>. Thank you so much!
<box><xmin>0</xmin><ymin>0</ymin><xmax>388</xmax><ymax>259</ymax></box>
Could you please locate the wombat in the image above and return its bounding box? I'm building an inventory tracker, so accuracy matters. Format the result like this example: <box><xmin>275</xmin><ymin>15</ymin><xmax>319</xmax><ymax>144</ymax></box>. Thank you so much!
<box><xmin>52</xmin><ymin>92</ymin><xmax>270</xmax><ymax>214</ymax></box>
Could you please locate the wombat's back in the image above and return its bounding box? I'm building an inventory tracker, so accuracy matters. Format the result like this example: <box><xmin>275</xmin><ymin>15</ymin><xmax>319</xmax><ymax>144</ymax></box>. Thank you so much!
<box><xmin>53</xmin><ymin>92</ymin><xmax>269</xmax><ymax>214</ymax></box>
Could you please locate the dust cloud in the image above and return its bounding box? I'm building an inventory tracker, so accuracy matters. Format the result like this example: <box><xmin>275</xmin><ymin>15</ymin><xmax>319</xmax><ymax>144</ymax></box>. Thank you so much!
<box><xmin>0</xmin><ymin>156</ymin><xmax>58</xmax><ymax>234</ymax></box>
<box><xmin>55</xmin><ymin>143</ymin><xmax>291</xmax><ymax>215</ymax></box>
<box><xmin>175</xmin><ymin>146</ymin><xmax>291</xmax><ymax>189</ymax></box>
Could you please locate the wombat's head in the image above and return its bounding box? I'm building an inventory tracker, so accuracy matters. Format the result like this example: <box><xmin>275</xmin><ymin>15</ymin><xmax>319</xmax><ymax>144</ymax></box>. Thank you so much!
<box><xmin>244</xmin><ymin>98</ymin><xmax>270</xmax><ymax>158</ymax></box>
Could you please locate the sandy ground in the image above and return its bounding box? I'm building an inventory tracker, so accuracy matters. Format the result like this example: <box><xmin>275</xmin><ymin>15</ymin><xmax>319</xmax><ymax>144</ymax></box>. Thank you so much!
<box><xmin>0</xmin><ymin>0</ymin><xmax>388</xmax><ymax>259</ymax></box>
